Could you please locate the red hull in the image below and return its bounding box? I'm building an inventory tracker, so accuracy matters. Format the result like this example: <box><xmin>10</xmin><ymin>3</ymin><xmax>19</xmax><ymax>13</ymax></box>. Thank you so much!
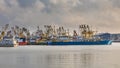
<box><xmin>19</xmin><ymin>42</ymin><xmax>28</xmax><ymax>45</ymax></box>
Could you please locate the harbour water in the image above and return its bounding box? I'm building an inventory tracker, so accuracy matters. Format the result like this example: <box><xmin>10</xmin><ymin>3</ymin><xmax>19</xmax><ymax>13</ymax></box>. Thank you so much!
<box><xmin>0</xmin><ymin>43</ymin><xmax>120</xmax><ymax>68</ymax></box>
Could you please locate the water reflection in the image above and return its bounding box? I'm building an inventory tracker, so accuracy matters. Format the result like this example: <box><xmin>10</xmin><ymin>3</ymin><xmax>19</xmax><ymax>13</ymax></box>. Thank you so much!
<box><xmin>44</xmin><ymin>51</ymin><xmax>94</xmax><ymax>68</ymax></box>
<box><xmin>43</xmin><ymin>51</ymin><xmax>119</xmax><ymax>68</ymax></box>
<box><xmin>0</xmin><ymin>45</ymin><xmax>120</xmax><ymax>68</ymax></box>
<box><xmin>81</xmin><ymin>53</ymin><xmax>93</xmax><ymax>68</ymax></box>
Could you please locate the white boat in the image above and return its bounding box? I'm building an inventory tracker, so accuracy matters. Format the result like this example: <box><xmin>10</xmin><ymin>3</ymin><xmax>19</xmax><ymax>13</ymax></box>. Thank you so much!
<box><xmin>0</xmin><ymin>37</ymin><xmax>18</xmax><ymax>47</ymax></box>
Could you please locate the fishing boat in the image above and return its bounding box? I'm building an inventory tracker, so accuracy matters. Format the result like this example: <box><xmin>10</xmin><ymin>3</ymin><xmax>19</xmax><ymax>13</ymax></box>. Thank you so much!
<box><xmin>0</xmin><ymin>24</ymin><xmax>18</xmax><ymax>47</ymax></box>
<box><xmin>13</xmin><ymin>26</ymin><xmax>29</xmax><ymax>45</ymax></box>
<box><xmin>45</xmin><ymin>24</ymin><xmax>112</xmax><ymax>45</ymax></box>
<box><xmin>17</xmin><ymin>38</ymin><xmax>28</xmax><ymax>45</ymax></box>
<box><xmin>28</xmin><ymin>26</ymin><xmax>47</xmax><ymax>45</ymax></box>
<box><xmin>0</xmin><ymin>37</ymin><xmax>18</xmax><ymax>47</ymax></box>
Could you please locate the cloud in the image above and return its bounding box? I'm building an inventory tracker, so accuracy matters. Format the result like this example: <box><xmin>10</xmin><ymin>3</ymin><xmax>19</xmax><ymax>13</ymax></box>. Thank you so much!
<box><xmin>0</xmin><ymin>13</ymin><xmax>10</xmax><ymax>24</ymax></box>
<box><xmin>17</xmin><ymin>0</ymin><xmax>36</xmax><ymax>8</ymax></box>
<box><xmin>4</xmin><ymin>0</ymin><xmax>18</xmax><ymax>7</ymax></box>
<box><xmin>0</xmin><ymin>0</ymin><xmax>120</xmax><ymax>33</ymax></box>
<box><xmin>110</xmin><ymin>0</ymin><xmax>120</xmax><ymax>8</ymax></box>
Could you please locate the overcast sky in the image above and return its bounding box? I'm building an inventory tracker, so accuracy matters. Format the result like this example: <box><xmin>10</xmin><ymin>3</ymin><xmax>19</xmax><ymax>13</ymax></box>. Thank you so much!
<box><xmin>0</xmin><ymin>0</ymin><xmax>120</xmax><ymax>33</ymax></box>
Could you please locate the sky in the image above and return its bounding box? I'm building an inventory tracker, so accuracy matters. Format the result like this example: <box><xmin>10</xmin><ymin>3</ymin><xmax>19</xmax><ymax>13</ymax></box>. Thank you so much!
<box><xmin>0</xmin><ymin>0</ymin><xmax>120</xmax><ymax>33</ymax></box>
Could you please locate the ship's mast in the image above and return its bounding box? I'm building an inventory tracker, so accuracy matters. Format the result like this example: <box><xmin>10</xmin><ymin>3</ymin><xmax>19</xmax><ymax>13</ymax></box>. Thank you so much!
<box><xmin>0</xmin><ymin>24</ymin><xmax>9</xmax><ymax>41</ymax></box>
<box><xmin>79</xmin><ymin>24</ymin><xmax>94</xmax><ymax>39</ymax></box>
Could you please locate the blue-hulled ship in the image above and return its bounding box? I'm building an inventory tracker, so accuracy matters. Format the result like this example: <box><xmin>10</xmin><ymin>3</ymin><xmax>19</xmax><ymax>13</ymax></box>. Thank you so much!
<box><xmin>47</xmin><ymin>36</ymin><xmax>112</xmax><ymax>45</ymax></box>
<box><xmin>48</xmin><ymin>40</ymin><xmax>112</xmax><ymax>45</ymax></box>
<box><xmin>43</xmin><ymin>24</ymin><xmax>112</xmax><ymax>45</ymax></box>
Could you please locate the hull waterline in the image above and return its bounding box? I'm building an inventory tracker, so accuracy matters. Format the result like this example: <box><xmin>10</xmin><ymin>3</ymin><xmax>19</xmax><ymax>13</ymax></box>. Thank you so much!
<box><xmin>47</xmin><ymin>40</ymin><xmax>112</xmax><ymax>45</ymax></box>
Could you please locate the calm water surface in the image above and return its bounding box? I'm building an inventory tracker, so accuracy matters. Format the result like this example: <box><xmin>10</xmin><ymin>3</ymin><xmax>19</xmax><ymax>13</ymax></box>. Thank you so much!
<box><xmin>0</xmin><ymin>43</ymin><xmax>120</xmax><ymax>68</ymax></box>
